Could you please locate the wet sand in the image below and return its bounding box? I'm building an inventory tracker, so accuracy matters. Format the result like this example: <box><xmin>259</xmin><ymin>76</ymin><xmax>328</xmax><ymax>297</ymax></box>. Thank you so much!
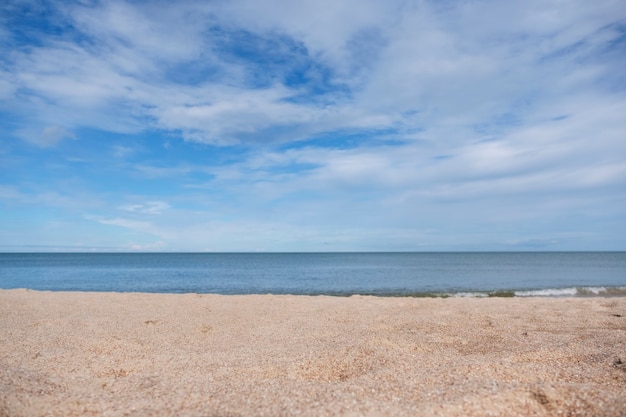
<box><xmin>1</xmin><ymin>289</ymin><xmax>625</xmax><ymax>416</ymax></box>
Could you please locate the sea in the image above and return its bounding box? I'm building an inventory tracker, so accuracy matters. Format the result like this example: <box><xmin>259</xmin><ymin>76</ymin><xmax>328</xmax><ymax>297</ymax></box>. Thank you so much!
<box><xmin>1</xmin><ymin>252</ymin><xmax>625</xmax><ymax>297</ymax></box>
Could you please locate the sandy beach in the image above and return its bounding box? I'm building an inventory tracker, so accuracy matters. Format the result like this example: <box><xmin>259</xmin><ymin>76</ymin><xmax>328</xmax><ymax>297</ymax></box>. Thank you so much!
<box><xmin>0</xmin><ymin>289</ymin><xmax>624</xmax><ymax>416</ymax></box>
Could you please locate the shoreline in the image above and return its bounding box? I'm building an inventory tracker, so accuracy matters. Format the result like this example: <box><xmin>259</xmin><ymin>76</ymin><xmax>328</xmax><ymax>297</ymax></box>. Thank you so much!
<box><xmin>3</xmin><ymin>284</ymin><xmax>626</xmax><ymax>298</ymax></box>
<box><xmin>1</xmin><ymin>289</ymin><xmax>625</xmax><ymax>416</ymax></box>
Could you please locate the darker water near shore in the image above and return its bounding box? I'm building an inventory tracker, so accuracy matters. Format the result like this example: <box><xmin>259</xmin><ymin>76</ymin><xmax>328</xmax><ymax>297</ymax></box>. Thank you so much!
<box><xmin>1</xmin><ymin>252</ymin><xmax>625</xmax><ymax>297</ymax></box>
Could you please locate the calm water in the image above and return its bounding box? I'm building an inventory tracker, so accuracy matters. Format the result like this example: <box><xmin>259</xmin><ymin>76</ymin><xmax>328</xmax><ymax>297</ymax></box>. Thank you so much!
<box><xmin>1</xmin><ymin>252</ymin><xmax>625</xmax><ymax>297</ymax></box>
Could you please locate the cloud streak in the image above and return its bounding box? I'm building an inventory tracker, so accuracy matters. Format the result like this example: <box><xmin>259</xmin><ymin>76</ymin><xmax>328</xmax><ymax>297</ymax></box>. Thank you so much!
<box><xmin>1</xmin><ymin>0</ymin><xmax>625</xmax><ymax>251</ymax></box>
<box><xmin>6</xmin><ymin>0</ymin><xmax>624</xmax><ymax>146</ymax></box>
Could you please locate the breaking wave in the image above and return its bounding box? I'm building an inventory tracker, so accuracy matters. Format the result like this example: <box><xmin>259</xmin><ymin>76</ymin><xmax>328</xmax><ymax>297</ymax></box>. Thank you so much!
<box><xmin>443</xmin><ymin>286</ymin><xmax>626</xmax><ymax>298</ymax></box>
<box><xmin>515</xmin><ymin>286</ymin><xmax>626</xmax><ymax>297</ymax></box>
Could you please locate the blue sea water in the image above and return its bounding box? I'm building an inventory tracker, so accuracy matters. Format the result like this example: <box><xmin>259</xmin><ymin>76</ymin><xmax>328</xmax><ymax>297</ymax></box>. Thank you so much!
<box><xmin>1</xmin><ymin>252</ymin><xmax>625</xmax><ymax>297</ymax></box>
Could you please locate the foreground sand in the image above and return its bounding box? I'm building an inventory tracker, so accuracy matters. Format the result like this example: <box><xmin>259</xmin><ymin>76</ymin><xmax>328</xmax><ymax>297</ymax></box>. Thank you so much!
<box><xmin>0</xmin><ymin>290</ymin><xmax>625</xmax><ymax>417</ymax></box>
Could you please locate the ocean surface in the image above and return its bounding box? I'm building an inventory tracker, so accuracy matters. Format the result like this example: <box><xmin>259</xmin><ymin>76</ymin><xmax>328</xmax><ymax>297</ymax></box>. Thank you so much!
<box><xmin>1</xmin><ymin>252</ymin><xmax>625</xmax><ymax>297</ymax></box>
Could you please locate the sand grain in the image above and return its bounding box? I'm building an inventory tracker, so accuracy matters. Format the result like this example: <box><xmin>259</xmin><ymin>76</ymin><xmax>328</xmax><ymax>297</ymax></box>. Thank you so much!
<box><xmin>1</xmin><ymin>290</ymin><xmax>625</xmax><ymax>416</ymax></box>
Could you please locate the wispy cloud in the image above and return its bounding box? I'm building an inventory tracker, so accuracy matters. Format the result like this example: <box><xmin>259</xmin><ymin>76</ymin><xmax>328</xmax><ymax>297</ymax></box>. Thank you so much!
<box><xmin>119</xmin><ymin>201</ymin><xmax>170</xmax><ymax>215</ymax></box>
<box><xmin>16</xmin><ymin>125</ymin><xmax>76</xmax><ymax>147</ymax></box>
<box><xmin>1</xmin><ymin>0</ymin><xmax>625</xmax><ymax>251</ymax></box>
<box><xmin>6</xmin><ymin>0</ymin><xmax>624</xmax><ymax>147</ymax></box>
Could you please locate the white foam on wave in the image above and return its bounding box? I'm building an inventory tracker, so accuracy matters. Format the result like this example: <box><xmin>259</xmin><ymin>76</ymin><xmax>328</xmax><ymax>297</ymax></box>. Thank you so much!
<box><xmin>515</xmin><ymin>288</ymin><xmax>578</xmax><ymax>297</ymax></box>
<box><xmin>515</xmin><ymin>286</ymin><xmax>626</xmax><ymax>297</ymax></box>
<box><xmin>442</xmin><ymin>286</ymin><xmax>626</xmax><ymax>298</ymax></box>
<box><xmin>452</xmin><ymin>292</ymin><xmax>489</xmax><ymax>298</ymax></box>
<box><xmin>577</xmin><ymin>286</ymin><xmax>626</xmax><ymax>296</ymax></box>
<box><xmin>578</xmin><ymin>287</ymin><xmax>607</xmax><ymax>295</ymax></box>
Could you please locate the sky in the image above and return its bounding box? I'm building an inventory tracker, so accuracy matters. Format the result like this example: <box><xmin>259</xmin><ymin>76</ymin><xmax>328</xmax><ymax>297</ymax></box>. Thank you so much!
<box><xmin>0</xmin><ymin>0</ymin><xmax>625</xmax><ymax>252</ymax></box>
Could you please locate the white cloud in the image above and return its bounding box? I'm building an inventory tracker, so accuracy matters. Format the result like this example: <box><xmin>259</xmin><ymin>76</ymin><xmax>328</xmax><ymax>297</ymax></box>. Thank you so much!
<box><xmin>129</xmin><ymin>241</ymin><xmax>166</xmax><ymax>251</ymax></box>
<box><xmin>211</xmin><ymin>0</ymin><xmax>396</xmax><ymax>75</ymax></box>
<box><xmin>0</xmin><ymin>186</ymin><xmax>23</xmax><ymax>201</ymax></box>
<box><xmin>0</xmin><ymin>75</ymin><xmax>15</xmax><ymax>100</ymax></box>
<box><xmin>119</xmin><ymin>201</ymin><xmax>171</xmax><ymax>215</ymax></box>
<box><xmin>2</xmin><ymin>0</ymin><xmax>625</xmax><ymax>250</ymax></box>
<box><xmin>16</xmin><ymin>125</ymin><xmax>76</xmax><ymax>147</ymax></box>
<box><xmin>69</xmin><ymin>0</ymin><xmax>209</xmax><ymax>64</ymax></box>
<box><xmin>91</xmin><ymin>217</ymin><xmax>163</xmax><ymax>245</ymax></box>
<box><xmin>5</xmin><ymin>0</ymin><xmax>624</xmax><ymax>149</ymax></box>
<box><xmin>149</xmin><ymin>85</ymin><xmax>325</xmax><ymax>144</ymax></box>
<box><xmin>112</xmin><ymin>145</ymin><xmax>135</xmax><ymax>159</ymax></box>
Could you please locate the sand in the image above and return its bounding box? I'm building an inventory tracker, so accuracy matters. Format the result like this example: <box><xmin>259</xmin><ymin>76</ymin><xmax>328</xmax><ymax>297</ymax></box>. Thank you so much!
<box><xmin>0</xmin><ymin>289</ymin><xmax>625</xmax><ymax>417</ymax></box>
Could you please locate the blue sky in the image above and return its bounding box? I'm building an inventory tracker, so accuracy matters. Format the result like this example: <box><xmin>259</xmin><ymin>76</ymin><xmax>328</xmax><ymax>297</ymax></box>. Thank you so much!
<box><xmin>1</xmin><ymin>0</ymin><xmax>625</xmax><ymax>252</ymax></box>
